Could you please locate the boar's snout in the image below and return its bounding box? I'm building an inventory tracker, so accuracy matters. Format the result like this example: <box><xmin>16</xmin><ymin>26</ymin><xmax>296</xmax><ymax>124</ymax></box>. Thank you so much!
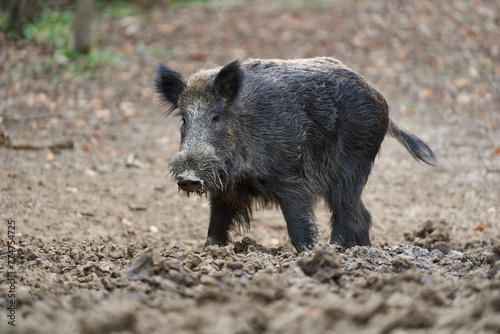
<box><xmin>170</xmin><ymin>148</ymin><xmax>227</xmax><ymax>195</ymax></box>
<box><xmin>176</xmin><ymin>170</ymin><xmax>204</xmax><ymax>194</ymax></box>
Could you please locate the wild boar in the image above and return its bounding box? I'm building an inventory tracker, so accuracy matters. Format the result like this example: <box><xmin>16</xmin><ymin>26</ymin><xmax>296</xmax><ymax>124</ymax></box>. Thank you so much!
<box><xmin>155</xmin><ymin>57</ymin><xmax>437</xmax><ymax>252</ymax></box>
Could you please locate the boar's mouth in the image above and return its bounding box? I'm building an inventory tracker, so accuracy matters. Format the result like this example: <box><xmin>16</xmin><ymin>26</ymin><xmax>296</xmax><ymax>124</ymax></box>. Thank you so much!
<box><xmin>176</xmin><ymin>170</ymin><xmax>205</xmax><ymax>194</ymax></box>
<box><xmin>169</xmin><ymin>156</ymin><xmax>227</xmax><ymax>195</ymax></box>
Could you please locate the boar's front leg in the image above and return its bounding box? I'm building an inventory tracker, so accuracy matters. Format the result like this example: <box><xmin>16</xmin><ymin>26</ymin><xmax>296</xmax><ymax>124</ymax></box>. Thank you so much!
<box><xmin>204</xmin><ymin>192</ymin><xmax>252</xmax><ymax>249</ymax></box>
<box><xmin>279</xmin><ymin>194</ymin><xmax>319</xmax><ymax>253</ymax></box>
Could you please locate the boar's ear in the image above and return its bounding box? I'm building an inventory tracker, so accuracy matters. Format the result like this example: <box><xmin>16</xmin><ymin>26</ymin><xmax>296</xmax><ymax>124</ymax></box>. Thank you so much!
<box><xmin>214</xmin><ymin>60</ymin><xmax>243</xmax><ymax>104</ymax></box>
<box><xmin>155</xmin><ymin>63</ymin><xmax>187</xmax><ymax>114</ymax></box>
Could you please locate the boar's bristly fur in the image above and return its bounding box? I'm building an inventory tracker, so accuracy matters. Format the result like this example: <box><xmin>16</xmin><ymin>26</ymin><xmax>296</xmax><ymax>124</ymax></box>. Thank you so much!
<box><xmin>155</xmin><ymin>57</ymin><xmax>437</xmax><ymax>252</ymax></box>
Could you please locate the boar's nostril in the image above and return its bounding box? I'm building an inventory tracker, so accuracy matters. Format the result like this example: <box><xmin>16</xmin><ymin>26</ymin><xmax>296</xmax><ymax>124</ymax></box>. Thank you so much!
<box><xmin>178</xmin><ymin>179</ymin><xmax>200</xmax><ymax>186</ymax></box>
<box><xmin>177</xmin><ymin>179</ymin><xmax>203</xmax><ymax>193</ymax></box>
<box><xmin>176</xmin><ymin>170</ymin><xmax>204</xmax><ymax>193</ymax></box>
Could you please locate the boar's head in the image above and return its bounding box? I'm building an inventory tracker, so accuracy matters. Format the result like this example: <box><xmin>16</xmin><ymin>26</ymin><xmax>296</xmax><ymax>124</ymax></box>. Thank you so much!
<box><xmin>155</xmin><ymin>60</ymin><xmax>243</xmax><ymax>195</ymax></box>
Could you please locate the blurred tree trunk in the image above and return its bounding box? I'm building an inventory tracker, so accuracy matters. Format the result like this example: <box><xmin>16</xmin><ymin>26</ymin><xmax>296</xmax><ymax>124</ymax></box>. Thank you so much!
<box><xmin>74</xmin><ymin>0</ymin><xmax>93</xmax><ymax>53</ymax></box>
<box><xmin>1</xmin><ymin>0</ymin><xmax>45</xmax><ymax>34</ymax></box>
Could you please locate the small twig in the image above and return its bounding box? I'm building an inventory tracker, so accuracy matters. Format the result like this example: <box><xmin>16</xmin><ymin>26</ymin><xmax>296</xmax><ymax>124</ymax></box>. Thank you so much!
<box><xmin>1</xmin><ymin>113</ymin><xmax>67</xmax><ymax>121</ymax></box>
<box><xmin>486</xmin><ymin>168</ymin><xmax>500</xmax><ymax>173</ymax></box>
<box><xmin>4</xmin><ymin>137</ymin><xmax>74</xmax><ymax>150</ymax></box>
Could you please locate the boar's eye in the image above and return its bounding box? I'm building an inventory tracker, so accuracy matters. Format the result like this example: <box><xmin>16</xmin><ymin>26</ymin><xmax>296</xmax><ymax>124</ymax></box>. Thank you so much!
<box><xmin>211</xmin><ymin>114</ymin><xmax>220</xmax><ymax>124</ymax></box>
<box><xmin>175</xmin><ymin>110</ymin><xmax>187</xmax><ymax>126</ymax></box>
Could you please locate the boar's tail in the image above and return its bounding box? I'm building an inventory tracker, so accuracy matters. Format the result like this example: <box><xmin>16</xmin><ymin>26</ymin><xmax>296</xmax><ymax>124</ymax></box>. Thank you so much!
<box><xmin>388</xmin><ymin>119</ymin><xmax>437</xmax><ymax>166</ymax></box>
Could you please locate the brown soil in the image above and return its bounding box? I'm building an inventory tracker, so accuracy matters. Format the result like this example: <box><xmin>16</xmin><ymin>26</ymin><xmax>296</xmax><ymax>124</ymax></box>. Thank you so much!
<box><xmin>1</xmin><ymin>1</ymin><xmax>499</xmax><ymax>333</ymax></box>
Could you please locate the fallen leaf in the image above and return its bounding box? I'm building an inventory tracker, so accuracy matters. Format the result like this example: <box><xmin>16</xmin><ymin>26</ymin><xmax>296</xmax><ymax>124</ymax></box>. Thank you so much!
<box><xmin>48</xmin><ymin>117</ymin><xmax>59</xmax><ymax>127</ymax></box>
<box><xmin>82</xmin><ymin>143</ymin><xmax>92</xmax><ymax>152</ymax></box>
<box><xmin>125</xmin><ymin>153</ymin><xmax>145</xmax><ymax>169</ymax></box>
<box><xmin>95</xmin><ymin>108</ymin><xmax>111</xmax><ymax>119</ymax></box>
<box><xmin>474</xmin><ymin>221</ymin><xmax>486</xmax><ymax>231</ymax></box>
<box><xmin>373</xmin><ymin>38</ymin><xmax>383</xmax><ymax>47</ymax></box>
<box><xmin>45</xmin><ymin>152</ymin><xmax>55</xmax><ymax>162</ymax></box>
<box><xmin>66</xmin><ymin>186</ymin><xmax>78</xmax><ymax>193</ymax></box>
<box><xmin>7</xmin><ymin>173</ymin><xmax>19</xmax><ymax>178</ymax></box>
<box><xmin>100</xmin><ymin>87</ymin><xmax>115</xmax><ymax>98</ymax></box>
<box><xmin>102</xmin><ymin>145</ymin><xmax>112</xmax><ymax>154</ymax></box>
<box><xmin>89</xmin><ymin>98</ymin><xmax>103</xmax><ymax>109</ymax></box>
<box><xmin>484</xmin><ymin>119</ymin><xmax>496</xmax><ymax>127</ymax></box>
<box><xmin>454</xmin><ymin>78</ymin><xmax>471</xmax><ymax>89</ymax></box>
<box><xmin>398</xmin><ymin>51</ymin><xmax>407</xmax><ymax>61</ymax></box>
<box><xmin>456</xmin><ymin>93</ymin><xmax>472</xmax><ymax>105</ymax></box>
<box><xmin>159</xmin><ymin>23</ymin><xmax>176</xmax><ymax>34</ymax></box>
<box><xmin>399</xmin><ymin>104</ymin><xmax>418</xmax><ymax>116</ymax></box>
<box><xmin>35</xmin><ymin>92</ymin><xmax>50</xmax><ymax>108</ymax></box>
<box><xmin>119</xmin><ymin>101</ymin><xmax>136</xmax><ymax>118</ymax></box>
<box><xmin>281</xmin><ymin>13</ymin><xmax>299</xmax><ymax>26</ymax></box>
<box><xmin>122</xmin><ymin>218</ymin><xmax>147</xmax><ymax>231</ymax></box>
<box><xmin>308</xmin><ymin>307</ymin><xmax>319</xmax><ymax>316</ymax></box>
<box><xmin>122</xmin><ymin>217</ymin><xmax>135</xmax><ymax>227</ymax></box>
<box><xmin>74</xmin><ymin>117</ymin><xmax>87</xmax><ymax>128</ymax></box>
<box><xmin>31</xmin><ymin>120</ymin><xmax>42</xmax><ymax>129</ymax></box>
<box><xmin>119</xmin><ymin>44</ymin><xmax>136</xmax><ymax>54</ymax></box>
<box><xmin>85</xmin><ymin>169</ymin><xmax>97</xmax><ymax>177</ymax></box>
<box><xmin>474</xmin><ymin>84</ymin><xmax>487</xmax><ymax>94</ymax></box>
<box><xmin>419</xmin><ymin>89</ymin><xmax>433</xmax><ymax>100</ymax></box>
<box><xmin>469</xmin><ymin>67</ymin><xmax>479</xmax><ymax>78</ymax></box>
<box><xmin>494</xmin><ymin>148</ymin><xmax>500</xmax><ymax>156</ymax></box>
<box><xmin>266</xmin><ymin>238</ymin><xmax>280</xmax><ymax>247</ymax></box>
<box><xmin>424</xmin><ymin>56</ymin><xmax>438</xmax><ymax>68</ymax></box>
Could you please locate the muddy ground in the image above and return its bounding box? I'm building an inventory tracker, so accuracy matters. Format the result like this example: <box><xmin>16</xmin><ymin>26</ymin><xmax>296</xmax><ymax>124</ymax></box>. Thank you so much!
<box><xmin>1</xmin><ymin>0</ymin><xmax>499</xmax><ymax>333</ymax></box>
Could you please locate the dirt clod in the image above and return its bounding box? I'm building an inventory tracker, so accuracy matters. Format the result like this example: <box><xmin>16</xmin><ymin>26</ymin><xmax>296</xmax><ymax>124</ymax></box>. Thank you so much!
<box><xmin>298</xmin><ymin>246</ymin><xmax>343</xmax><ymax>283</ymax></box>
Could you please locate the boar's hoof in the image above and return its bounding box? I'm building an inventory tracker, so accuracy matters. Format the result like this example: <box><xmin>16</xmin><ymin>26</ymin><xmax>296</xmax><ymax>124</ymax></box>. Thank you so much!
<box><xmin>203</xmin><ymin>236</ymin><xmax>218</xmax><ymax>250</ymax></box>
<box><xmin>294</xmin><ymin>242</ymin><xmax>316</xmax><ymax>254</ymax></box>
<box><xmin>177</xmin><ymin>170</ymin><xmax>204</xmax><ymax>194</ymax></box>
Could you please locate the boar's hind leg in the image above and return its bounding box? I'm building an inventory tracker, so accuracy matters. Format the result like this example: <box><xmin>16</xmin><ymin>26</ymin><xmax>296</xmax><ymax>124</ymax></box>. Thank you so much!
<box><xmin>205</xmin><ymin>193</ymin><xmax>252</xmax><ymax>249</ymax></box>
<box><xmin>279</xmin><ymin>195</ymin><xmax>319</xmax><ymax>252</ymax></box>
<box><xmin>327</xmin><ymin>172</ymin><xmax>372</xmax><ymax>248</ymax></box>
